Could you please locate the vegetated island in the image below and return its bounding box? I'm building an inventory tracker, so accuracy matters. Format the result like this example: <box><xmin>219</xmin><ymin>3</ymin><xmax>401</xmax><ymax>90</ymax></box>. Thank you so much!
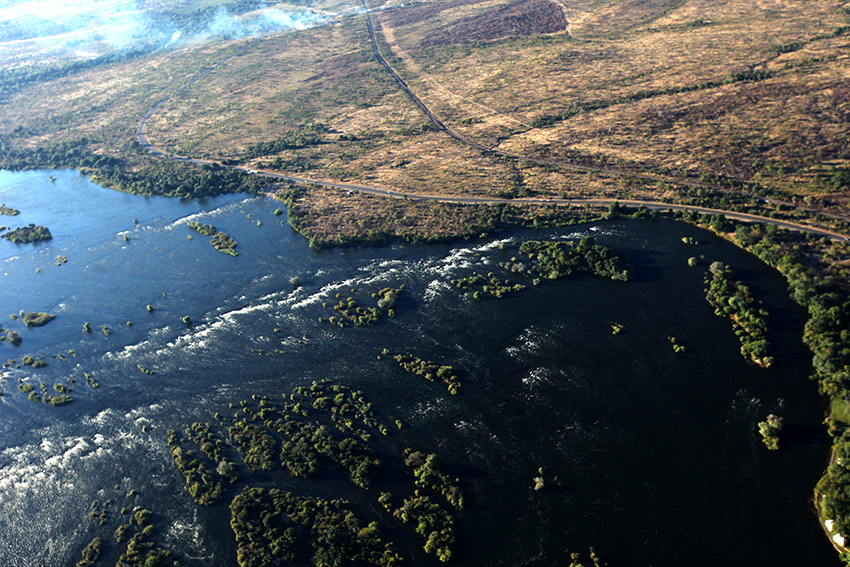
<box><xmin>381</xmin><ymin>350</ymin><xmax>462</xmax><ymax>395</ymax></box>
<box><xmin>166</xmin><ymin>380</ymin><xmax>465</xmax><ymax>565</ymax></box>
<box><xmin>20</xmin><ymin>311</ymin><xmax>56</xmax><ymax>327</ymax></box>
<box><xmin>0</xmin><ymin>204</ymin><xmax>20</xmax><ymax>216</ymax></box>
<box><xmin>320</xmin><ymin>285</ymin><xmax>403</xmax><ymax>328</ymax></box>
<box><xmin>704</xmin><ymin>261</ymin><xmax>772</xmax><ymax>367</ymax></box>
<box><xmin>2</xmin><ymin>223</ymin><xmax>51</xmax><ymax>243</ymax></box>
<box><xmin>74</xmin><ymin>489</ymin><xmax>176</xmax><ymax>567</ymax></box>
<box><xmin>188</xmin><ymin>221</ymin><xmax>237</xmax><ymax>256</ymax></box>
<box><xmin>665</xmin><ymin>213</ymin><xmax>850</xmax><ymax>560</ymax></box>
<box><xmin>452</xmin><ymin>236</ymin><xmax>631</xmax><ymax>301</ymax></box>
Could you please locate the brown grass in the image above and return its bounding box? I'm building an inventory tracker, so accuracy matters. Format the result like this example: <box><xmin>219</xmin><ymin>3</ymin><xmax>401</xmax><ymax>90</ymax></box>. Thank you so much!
<box><xmin>0</xmin><ymin>0</ymin><xmax>848</xmax><ymax>210</ymax></box>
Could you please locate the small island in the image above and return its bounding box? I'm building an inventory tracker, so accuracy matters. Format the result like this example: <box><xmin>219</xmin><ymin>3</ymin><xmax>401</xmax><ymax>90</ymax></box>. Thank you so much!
<box><xmin>188</xmin><ymin>221</ymin><xmax>238</xmax><ymax>256</ymax></box>
<box><xmin>0</xmin><ymin>204</ymin><xmax>20</xmax><ymax>216</ymax></box>
<box><xmin>21</xmin><ymin>312</ymin><xmax>55</xmax><ymax>327</ymax></box>
<box><xmin>321</xmin><ymin>286</ymin><xmax>403</xmax><ymax>328</ymax></box>
<box><xmin>2</xmin><ymin>224</ymin><xmax>52</xmax><ymax>244</ymax></box>
<box><xmin>382</xmin><ymin>350</ymin><xmax>462</xmax><ymax>395</ymax></box>
<box><xmin>705</xmin><ymin>262</ymin><xmax>772</xmax><ymax>367</ymax></box>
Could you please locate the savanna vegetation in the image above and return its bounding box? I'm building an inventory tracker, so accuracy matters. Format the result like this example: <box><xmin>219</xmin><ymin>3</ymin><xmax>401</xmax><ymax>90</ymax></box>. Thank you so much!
<box><xmin>4</xmin><ymin>0</ymin><xmax>850</xmax><ymax>562</ymax></box>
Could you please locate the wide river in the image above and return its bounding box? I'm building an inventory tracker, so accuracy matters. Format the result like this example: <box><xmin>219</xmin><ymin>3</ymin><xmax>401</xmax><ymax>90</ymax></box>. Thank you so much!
<box><xmin>0</xmin><ymin>169</ymin><xmax>837</xmax><ymax>566</ymax></box>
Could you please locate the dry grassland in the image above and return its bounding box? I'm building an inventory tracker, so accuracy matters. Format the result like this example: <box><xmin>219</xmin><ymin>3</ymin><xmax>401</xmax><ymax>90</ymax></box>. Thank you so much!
<box><xmin>0</xmin><ymin>0</ymin><xmax>848</xmax><ymax>212</ymax></box>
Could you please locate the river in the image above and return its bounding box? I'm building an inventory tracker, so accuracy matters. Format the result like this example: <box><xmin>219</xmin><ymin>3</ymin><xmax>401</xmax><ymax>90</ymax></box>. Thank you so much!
<box><xmin>0</xmin><ymin>169</ymin><xmax>836</xmax><ymax>566</ymax></box>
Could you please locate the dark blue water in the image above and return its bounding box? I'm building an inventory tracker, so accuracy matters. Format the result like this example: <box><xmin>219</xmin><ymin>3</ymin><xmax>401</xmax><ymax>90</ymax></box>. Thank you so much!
<box><xmin>0</xmin><ymin>170</ymin><xmax>836</xmax><ymax>566</ymax></box>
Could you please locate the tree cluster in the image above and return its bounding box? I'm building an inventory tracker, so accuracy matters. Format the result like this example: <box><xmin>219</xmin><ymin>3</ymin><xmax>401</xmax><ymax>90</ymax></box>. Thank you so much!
<box><xmin>704</xmin><ymin>261</ymin><xmax>772</xmax><ymax>367</ymax></box>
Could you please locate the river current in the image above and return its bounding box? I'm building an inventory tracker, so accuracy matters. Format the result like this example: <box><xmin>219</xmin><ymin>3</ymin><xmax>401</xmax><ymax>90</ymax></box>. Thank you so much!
<box><xmin>0</xmin><ymin>169</ymin><xmax>836</xmax><ymax>566</ymax></box>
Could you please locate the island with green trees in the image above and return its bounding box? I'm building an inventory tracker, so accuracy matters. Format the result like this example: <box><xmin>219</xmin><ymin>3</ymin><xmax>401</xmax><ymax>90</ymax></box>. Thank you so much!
<box><xmin>0</xmin><ymin>204</ymin><xmax>20</xmax><ymax>216</ymax></box>
<box><xmin>188</xmin><ymin>221</ymin><xmax>237</xmax><ymax>256</ymax></box>
<box><xmin>382</xmin><ymin>351</ymin><xmax>462</xmax><ymax>395</ymax></box>
<box><xmin>704</xmin><ymin>261</ymin><xmax>772</xmax><ymax>367</ymax></box>
<box><xmin>163</xmin><ymin>380</ymin><xmax>465</xmax><ymax>565</ymax></box>
<box><xmin>20</xmin><ymin>312</ymin><xmax>56</xmax><ymax>327</ymax></box>
<box><xmin>2</xmin><ymin>224</ymin><xmax>51</xmax><ymax>244</ymax></box>
<box><xmin>321</xmin><ymin>286</ymin><xmax>404</xmax><ymax>328</ymax></box>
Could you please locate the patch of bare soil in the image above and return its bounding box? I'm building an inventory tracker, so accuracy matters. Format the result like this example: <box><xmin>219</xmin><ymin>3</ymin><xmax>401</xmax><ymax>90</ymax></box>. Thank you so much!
<box><xmin>420</xmin><ymin>0</ymin><xmax>567</xmax><ymax>47</ymax></box>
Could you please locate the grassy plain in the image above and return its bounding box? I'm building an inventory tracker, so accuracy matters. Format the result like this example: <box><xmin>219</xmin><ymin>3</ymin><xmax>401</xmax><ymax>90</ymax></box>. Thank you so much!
<box><xmin>0</xmin><ymin>0</ymin><xmax>848</xmax><ymax>216</ymax></box>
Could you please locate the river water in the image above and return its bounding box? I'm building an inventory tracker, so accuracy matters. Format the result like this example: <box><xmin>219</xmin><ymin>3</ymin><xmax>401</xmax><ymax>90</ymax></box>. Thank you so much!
<box><xmin>0</xmin><ymin>169</ymin><xmax>836</xmax><ymax>566</ymax></box>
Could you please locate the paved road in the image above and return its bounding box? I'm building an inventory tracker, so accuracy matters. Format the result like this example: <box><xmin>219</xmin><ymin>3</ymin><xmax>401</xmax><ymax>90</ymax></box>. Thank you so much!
<box><xmin>250</xmin><ymin>167</ymin><xmax>850</xmax><ymax>241</ymax></box>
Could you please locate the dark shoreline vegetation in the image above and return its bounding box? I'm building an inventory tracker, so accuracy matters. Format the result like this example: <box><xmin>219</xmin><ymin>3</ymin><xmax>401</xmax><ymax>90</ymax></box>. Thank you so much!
<box><xmin>0</xmin><ymin>137</ymin><xmax>268</xmax><ymax>199</ymax></box>
<box><xmin>165</xmin><ymin>380</ymin><xmax>470</xmax><ymax>565</ymax></box>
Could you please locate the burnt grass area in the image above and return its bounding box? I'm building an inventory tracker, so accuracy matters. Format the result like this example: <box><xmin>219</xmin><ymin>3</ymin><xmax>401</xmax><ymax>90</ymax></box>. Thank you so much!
<box><xmin>420</xmin><ymin>0</ymin><xmax>567</xmax><ymax>47</ymax></box>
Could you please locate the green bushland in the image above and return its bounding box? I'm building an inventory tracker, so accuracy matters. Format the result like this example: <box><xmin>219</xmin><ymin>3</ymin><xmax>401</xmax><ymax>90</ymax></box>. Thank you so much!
<box><xmin>211</xmin><ymin>232</ymin><xmax>238</xmax><ymax>256</ymax></box>
<box><xmin>704</xmin><ymin>261</ymin><xmax>772</xmax><ymax>367</ymax></box>
<box><xmin>187</xmin><ymin>221</ymin><xmax>217</xmax><ymax>236</ymax></box>
<box><xmin>513</xmin><ymin>237</ymin><xmax>632</xmax><ymax>282</ymax></box>
<box><xmin>185</xmin><ymin>422</ymin><xmax>238</xmax><ymax>483</ymax></box>
<box><xmin>403</xmin><ymin>450</ymin><xmax>464</xmax><ymax>509</ymax></box>
<box><xmin>2</xmin><ymin>224</ymin><xmax>51</xmax><ymax>243</ymax></box>
<box><xmin>74</xmin><ymin>537</ymin><xmax>102</xmax><ymax>567</ymax></box>
<box><xmin>228</xmin><ymin>423</ymin><xmax>278</xmax><ymax>472</ymax></box>
<box><xmin>451</xmin><ymin>272</ymin><xmax>526</xmax><ymax>300</ymax></box>
<box><xmin>166</xmin><ymin>430</ymin><xmax>227</xmax><ymax>505</ymax></box>
<box><xmin>230</xmin><ymin>487</ymin><xmax>402</xmax><ymax>567</ymax></box>
<box><xmin>188</xmin><ymin>221</ymin><xmax>238</xmax><ymax>255</ymax></box>
<box><xmin>273</xmin><ymin>420</ymin><xmax>379</xmax><ymax>488</ymax></box>
<box><xmin>393</xmin><ymin>494</ymin><xmax>454</xmax><ymax>563</ymax></box>
<box><xmin>3</xmin><ymin>329</ymin><xmax>22</xmax><ymax>345</ymax></box>
<box><xmin>113</xmin><ymin>507</ymin><xmax>177</xmax><ymax>567</ymax></box>
<box><xmin>166</xmin><ymin>380</ymin><xmax>461</xmax><ymax>563</ymax></box>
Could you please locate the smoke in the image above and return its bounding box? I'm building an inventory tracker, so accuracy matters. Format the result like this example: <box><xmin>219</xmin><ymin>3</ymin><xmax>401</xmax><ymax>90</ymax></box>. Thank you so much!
<box><xmin>0</xmin><ymin>0</ymin><xmax>334</xmax><ymax>65</ymax></box>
